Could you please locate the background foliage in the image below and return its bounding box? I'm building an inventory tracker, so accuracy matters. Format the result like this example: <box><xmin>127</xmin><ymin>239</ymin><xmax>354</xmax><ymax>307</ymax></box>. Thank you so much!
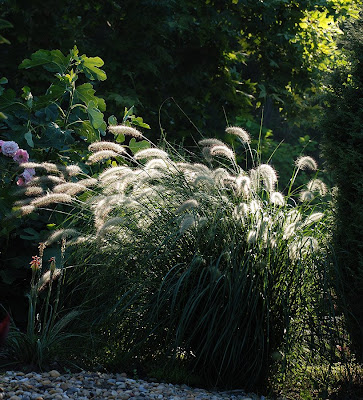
<box><xmin>321</xmin><ymin>13</ymin><xmax>363</xmax><ymax>363</ymax></box>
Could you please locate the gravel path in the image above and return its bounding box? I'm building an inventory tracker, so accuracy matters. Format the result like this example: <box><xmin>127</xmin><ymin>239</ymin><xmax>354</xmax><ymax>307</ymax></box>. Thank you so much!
<box><xmin>0</xmin><ymin>370</ymin><xmax>269</xmax><ymax>400</ymax></box>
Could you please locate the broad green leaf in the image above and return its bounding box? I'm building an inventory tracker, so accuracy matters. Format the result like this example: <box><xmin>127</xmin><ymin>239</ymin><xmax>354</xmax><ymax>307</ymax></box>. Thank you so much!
<box><xmin>129</xmin><ymin>138</ymin><xmax>150</xmax><ymax>153</ymax></box>
<box><xmin>0</xmin><ymin>89</ymin><xmax>17</xmax><ymax>110</ymax></box>
<box><xmin>87</xmin><ymin>100</ymin><xmax>105</xmax><ymax>129</ymax></box>
<box><xmin>24</xmin><ymin>131</ymin><xmax>34</xmax><ymax>147</ymax></box>
<box><xmin>0</xmin><ymin>77</ymin><xmax>8</xmax><ymax>84</ymax></box>
<box><xmin>74</xmin><ymin>83</ymin><xmax>106</xmax><ymax>111</ymax></box>
<box><xmin>74</xmin><ymin>120</ymin><xmax>100</xmax><ymax>142</ymax></box>
<box><xmin>79</xmin><ymin>55</ymin><xmax>107</xmax><ymax>81</ymax></box>
<box><xmin>19</xmin><ymin>49</ymin><xmax>70</xmax><ymax>74</ymax></box>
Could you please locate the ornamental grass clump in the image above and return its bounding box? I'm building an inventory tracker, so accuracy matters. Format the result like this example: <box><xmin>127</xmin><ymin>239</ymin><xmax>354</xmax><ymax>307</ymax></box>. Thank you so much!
<box><xmin>18</xmin><ymin>125</ymin><xmax>332</xmax><ymax>388</ymax></box>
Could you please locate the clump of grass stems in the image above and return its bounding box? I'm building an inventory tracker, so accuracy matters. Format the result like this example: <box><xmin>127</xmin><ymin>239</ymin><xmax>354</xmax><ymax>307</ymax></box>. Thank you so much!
<box><xmin>1</xmin><ymin>240</ymin><xmax>81</xmax><ymax>369</ymax></box>
<box><xmin>13</xmin><ymin>125</ymin><xmax>344</xmax><ymax>390</ymax></box>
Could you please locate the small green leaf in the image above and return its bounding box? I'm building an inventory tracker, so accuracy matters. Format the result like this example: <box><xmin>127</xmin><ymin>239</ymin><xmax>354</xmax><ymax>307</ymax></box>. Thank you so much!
<box><xmin>129</xmin><ymin>138</ymin><xmax>150</xmax><ymax>153</ymax></box>
<box><xmin>0</xmin><ymin>77</ymin><xmax>8</xmax><ymax>85</ymax></box>
<box><xmin>24</xmin><ymin>131</ymin><xmax>34</xmax><ymax>147</ymax></box>
<box><xmin>87</xmin><ymin>100</ymin><xmax>105</xmax><ymax>129</ymax></box>
<box><xmin>115</xmin><ymin>133</ymin><xmax>125</xmax><ymax>143</ymax></box>
<box><xmin>131</xmin><ymin>116</ymin><xmax>151</xmax><ymax>129</ymax></box>
<box><xmin>108</xmin><ymin>115</ymin><xmax>118</xmax><ymax>126</ymax></box>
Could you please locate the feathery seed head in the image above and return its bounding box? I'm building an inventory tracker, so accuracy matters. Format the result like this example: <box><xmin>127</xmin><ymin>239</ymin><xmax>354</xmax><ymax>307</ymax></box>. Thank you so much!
<box><xmin>20</xmin><ymin>205</ymin><xmax>36</xmax><ymax>215</ymax></box>
<box><xmin>87</xmin><ymin>150</ymin><xmax>120</xmax><ymax>164</ymax></box>
<box><xmin>88</xmin><ymin>141</ymin><xmax>127</xmax><ymax>154</ymax></box>
<box><xmin>65</xmin><ymin>165</ymin><xmax>83</xmax><ymax>176</ymax></box>
<box><xmin>236</xmin><ymin>175</ymin><xmax>251</xmax><ymax>197</ymax></box>
<box><xmin>210</xmin><ymin>145</ymin><xmax>236</xmax><ymax>162</ymax></box>
<box><xmin>134</xmin><ymin>148</ymin><xmax>169</xmax><ymax>160</ymax></box>
<box><xmin>252</xmin><ymin>164</ymin><xmax>278</xmax><ymax>192</ymax></box>
<box><xmin>270</xmin><ymin>191</ymin><xmax>285</xmax><ymax>206</ymax></box>
<box><xmin>24</xmin><ymin>186</ymin><xmax>44</xmax><ymax>197</ymax></box>
<box><xmin>78</xmin><ymin>178</ymin><xmax>98</xmax><ymax>187</ymax></box>
<box><xmin>303</xmin><ymin>212</ymin><xmax>325</xmax><ymax>226</ymax></box>
<box><xmin>249</xmin><ymin>199</ymin><xmax>262</xmax><ymax>215</ymax></box>
<box><xmin>53</xmin><ymin>182</ymin><xmax>87</xmax><ymax>195</ymax></box>
<box><xmin>198</xmin><ymin>138</ymin><xmax>226</xmax><ymax>147</ymax></box>
<box><xmin>225</xmin><ymin>126</ymin><xmax>251</xmax><ymax>144</ymax></box>
<box><xmin>46</xmin><ymin>229</ymin><xmax>80</xmax><ymax>245</ymax></box>
<box><xmin>295</xmin><ymin>156</ymin><xmax>318</xmax><ymax>171</ymax></box>
<box><xmin>31</xmin><ymin>193</ymin><xmax>73</xmax><ymax>207</ymax></box>
<box><xmin>180</xmin><ymin>214</ymin><xmax>197</xmax><ymax>234</ymax></box>
<box><xmin>299</xmin><ymin>190</ymin><xmax>315</xmax><ymax>202</ymax></box>
<box><xmin>307</xmin><ymin>179</ymin><xmax>328</xmax><ymax>196</ymax></box>
<box><xmin>176</xmin><ymin>199</ymin><xmax>199</xmax><ymax>214</ymax></box>
<box><xmin>97</xmin><ymin>217</ymin><xmax>125</xmax><ymax>236</ymax></box>
<box><xmin>108</xmin><ymin>125</ymin><xmax>144</xmax><ymax>138</ymax></box>
<box><xmin>247</xmin><ymin>230</ymin><xmax>257</xmax><ymax>244</ymax></box>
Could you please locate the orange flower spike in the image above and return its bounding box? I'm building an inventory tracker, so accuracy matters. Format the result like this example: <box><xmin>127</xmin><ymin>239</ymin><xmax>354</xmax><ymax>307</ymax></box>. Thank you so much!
<box><xmin>30</xmin><ymin>255</ymin><xmax>41</xmax><ymax>271</ymax></box>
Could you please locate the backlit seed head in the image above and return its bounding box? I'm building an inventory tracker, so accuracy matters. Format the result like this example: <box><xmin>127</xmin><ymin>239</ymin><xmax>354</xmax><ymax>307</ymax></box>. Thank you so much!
<box><xmin>176</xmin><ymin>199</ymin><xmax>199</xmax><ymax>214</ymax></box>
<box><xmin>46</xmin><ymin>229</ymin><xmax>80</xmax><ymax>245</ymax></box>
<box><xmin>88</xmin><ymin>141</ymin><xmax>127</xmax><ymax>155</ymax></box>
<box><xmin>299</xmin><ymin>190</ymin><xmax>315</xmax><ymax>202</ymax></box>
<box><xmin>108</xmin><ymin>125</ymin><xmax>144</xmax><ymax>138</ymax></box>
<box><xmin>225</xmin><ymin>126</ymin><xmax>251</xmax><ymax>144</ymax></box>
<box><xmin>180</xmin><ymin>214</ymin><xmax>197</xmax><ymax>234</ymax></box>
<box><xmin>307</xmin><ymin>179</ymin><xmax>328</xmax><ymax>196</ymax></box>
<box><xmin>270</xmin><ymin>191</ymin><xmax>285</xmax><ymax>206</ymax></box>
<box><xmin>53</xmin><ymin>183</ymin><xmax>87</xmax><ymax>195</ymax></box>
<box><xmin>210</xmin><ymin>145</ymin><xmax>236</xmax><ymax>162</ymax></box>
<box><xmin>295</xmin><ymin>156</ymin><xmax>318</xmax><ymax>171</ymax></box>
<box><xmin>198</xmin><ymin>138</ymin><xmax>226</xmax><ymax>147</ymax></box>
<box><xmin>134</xmin><ymin>148</ymin><xmax>169</xmax><ymax>160</ymax></box>
<box><xmin>86</xmin><ymin>150</ymin><xmax>120</xmax><ymax>164</ymax></box>
<box><xmin>31</xmin><ymin>193</ymin><xmax>73</xmax><ymax>207</ymax></box>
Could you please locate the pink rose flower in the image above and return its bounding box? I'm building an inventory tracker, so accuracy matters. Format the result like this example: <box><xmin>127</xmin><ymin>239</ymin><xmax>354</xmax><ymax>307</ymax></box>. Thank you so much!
<box><xmin>1</xmin><ymin>141</ymin><xmax>19</xmax><ymax>156</ymax></box>
<box><xmin>13</xmin><ymin>149</ymin><xmax>29</xmax><ymax>164</ymax></box>
<box><xmin>23</xmin><ymin>168</ymin><xmax>36</xmax><ymax>183</ymax></box>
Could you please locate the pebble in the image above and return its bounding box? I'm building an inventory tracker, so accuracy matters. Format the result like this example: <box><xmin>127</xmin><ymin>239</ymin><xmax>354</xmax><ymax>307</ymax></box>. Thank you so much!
<box><xmin>0</xmin><ymin>370</ymin><xmax>269</xmax><ymax>399</ymax></box>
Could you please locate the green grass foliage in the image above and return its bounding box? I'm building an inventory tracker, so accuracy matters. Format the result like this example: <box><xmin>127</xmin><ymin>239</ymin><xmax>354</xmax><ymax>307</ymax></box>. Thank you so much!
<box><xmin>12</xmin><ymin>124</ymin><xmax>338</xmax><ymax>390</ymax></box>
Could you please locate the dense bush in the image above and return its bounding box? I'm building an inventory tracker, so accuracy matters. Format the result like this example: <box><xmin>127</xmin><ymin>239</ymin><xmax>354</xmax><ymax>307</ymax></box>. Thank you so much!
<box><xmin>320</xmin><ymin>12</ymin><xmax>363</xmax><ymax>362</ymax></box>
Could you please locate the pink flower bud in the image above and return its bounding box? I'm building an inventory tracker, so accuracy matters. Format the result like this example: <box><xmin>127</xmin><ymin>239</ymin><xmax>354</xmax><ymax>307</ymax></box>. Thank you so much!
<box><xmin>13</xmin><ymin>149</ymin><xmax>29</xmax><ymax>164</ymax></box>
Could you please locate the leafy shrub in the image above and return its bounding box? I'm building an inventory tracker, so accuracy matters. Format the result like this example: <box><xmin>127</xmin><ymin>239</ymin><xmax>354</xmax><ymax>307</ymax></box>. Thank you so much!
<box><xmin>0</xmin><ymin>47</ymin><xmax>150</xmax><ymax>321</ymax></box>
<box><xmin>320</xmin><ymin>12</ymin><xmax>363</xmax><ymax>362</ymax></box>
<box><xmin>15</xmin><ymin>124</ymin><xmax>333</xmax><ymax>389</ymax></box>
